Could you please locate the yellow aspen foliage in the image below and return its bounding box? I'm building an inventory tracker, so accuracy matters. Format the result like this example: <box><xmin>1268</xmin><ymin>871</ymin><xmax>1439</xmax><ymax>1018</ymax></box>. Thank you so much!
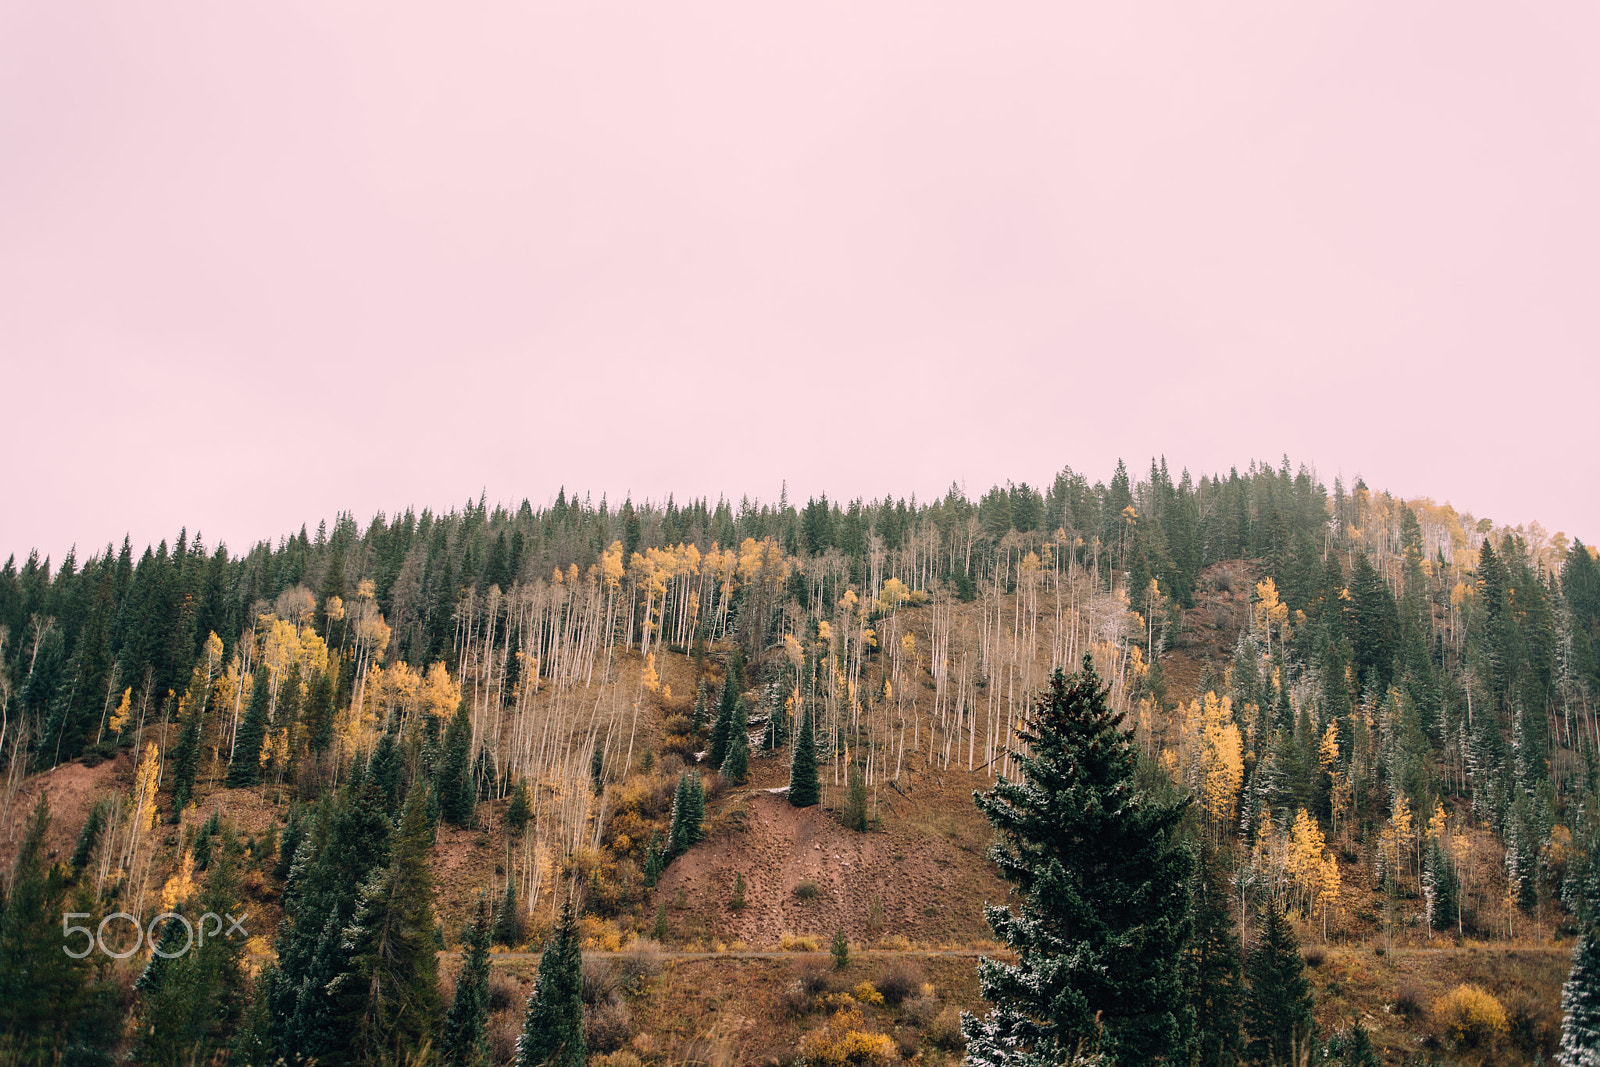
<box><xmin>1287</xmin><ymin>808</ymin><xmax>1328</xmax><ymax>915</ymax></box>
<box><xmin>108</xmin><ymin>687</ymin><xmax>132</xmax><ymax>735</ymax></box>
<box><xmin>1427</xmin><ymin>799</ymin><xmax>1448</xmax><ymax>843</ymax></box>
<box><xmin>815</xmin><ymin>620</ymin><xmax>833</xmax><ymax>645</ymax></box>
<box><xmin>600</xmin><ymin>541</ymin><xmax>625</xmax><ymax>589</ymax></box>
<box><xmin>1129</xmin><ymin>644</ymin><xmax>1148</xmax><ymax>678</ymax></box>
<box><xmin>131</xmin><ymin>742</ymin><xmax>161</xmax><ymax>835</ymax></box>
<box><xmin>784</xmin><ymin>633</ymin><xmax>805</xmax><ymax>667</ymax></box>
<box><xmin>901</xmin><ymin>633</ymin><xmax>916</xmax><ymax>656</ymax></box>
<box><xmin>1251</xmin><ymin>811</ymin><xmax>1287</xmax><ymax>900</ymax></box>
<box><xmin>1254</xmin><ymin>577</ymin><xmax>1289</xmax><ymax>645</ymax></box>
<box><xmin>420</xmin><ymin>662</ymin><xmax>460</xmax><ymax>718</ymax></box>
<box><xmin>641</xmin><ymin>653</ymin><xmax>660</xmax><ymax>693</ymax></box>
<box><xmin>1175</xmin><ymin>693</ymin><xmax>1244</xmax><ymax>832</ymax></box>
<box><xmin>876</xmin><ymin>577</ymin><xmax>910</xmax><ymax>613</ymax></box>
<box><xmin>1318</xmin><ymin>721</ymin><xmax>1339</xmax><ymax>772</ymax></box>
<box><xmin>160</xmin><ymin>849</ymin><xmax>197</xmax><ymax>911</ymax></box>
<box><xmin>661</xmin><ymin>684</ymin><xmax>671</xmax><ymax>701</ymax></box>
<box><xmin>1378</xmin><ymin>794</ymin><xmax>1413</xmax><ymax>883</ymax></box>
<box><xmin>838</xmin><ymin>589</ymin><xmax>859</xmax><ymax>614</ymax></box>
<box><xmin>324</xmin><ymin>595</ymin><xmax>344</xmax><ymax>623</ymax></box>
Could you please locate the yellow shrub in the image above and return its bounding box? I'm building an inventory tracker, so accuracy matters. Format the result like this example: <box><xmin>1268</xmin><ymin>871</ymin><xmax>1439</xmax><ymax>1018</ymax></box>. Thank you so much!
<box><xmin>579</xmin><ymin>915</ymin><xmax>623</xmax><ymax>951</ymax></box>
<box><xmin>782</xmin><ymin>933</ymin><xmax>822</xmax><ymax>952</ymax></box>
<box><xmin>852</xmin><ymin>982</ymin><xmax>885</xmax><ymax>1007</ymax></box>
<box><xmin>1434</xmin><ymin>983</ymin><xmax>1509</xmax><ymax>1047</ymax></box>
<box><xmin>798</xmin><ymin>1008</ymin><xmax>897</xmax><ymax>1065</ymax></box>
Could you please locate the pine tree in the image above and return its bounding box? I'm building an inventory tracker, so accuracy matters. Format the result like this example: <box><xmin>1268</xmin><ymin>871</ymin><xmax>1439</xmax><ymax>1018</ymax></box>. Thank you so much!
<box><xmin>515</xmin><ymin>898</ymin><xmax>586</xmax><ymax>1067</ymax></box>
<box><xmin>963</xmin><ymin>658</ymin><xmax>1194</xmax><ymax>1065</ymax></box>
<box><xmin>789</xmin><ymin>701</ymin><xmax>820</xmax><ymax>807</ymax></box>
<box><xmin>843</xmin><ymin>762</ymin><xmax>869</xmax><ymax>831</ymax></box>
<box><xmin>337</xmin><ymin>780</ymin><xmax>444</xmax><ymax>1065</ymax></box>
<box><xmin>369</xmin><ymin>730</ymin><xmax>404</xmax><ymax>818</ymax></box>
<box><xmin>442</xmin><ymin>895</ymin><xmax>494</xmax><ymax>1067</ymax></box>
<box><xmin>70</xmin><ymin>799</ymin><xmax>106</xmax><ymax>870</ymax></box>
<box><xmin>1560</xmin><ymin>867</ymin><xmax>1600</xmax><ymax>1067</ymax></box>
<box><xmin>133</xmin><ymin>826</ymin><xmax>249</xmax><ymax>1065</ymax></box>
<box><xmin>1189</xmin><ymin>842</ymin><xmax>1245</xmax><ymax>1067</ymax></box>
<box><xmin>0</xmin><ymin>796</ymin><xmax>90</xmax><ymax>1057</ymax></box>
<box><xmin>1244</xmin><ymin>901</ymin><xmax>1315</xmax><ymax>1067</ymax></box>
<box><xmin>668</xmin><ymin>772</ymin><xmax>704</xmax><ymax>857</ymax></box>
<box><xmin>1341</xmin><ymin>1022</ymin><xmax>1379</xmax><ymax>1067</ymax></box>
<box><xmin>721</xmin><ymin>696</ymin><xmax>750</xmax><ymax>785</ymax></box>
<box><xmin>228</xmin><ymin>668</ymin><xmax>270</xmax><ymax>787</ymax></box>
<box><xmin>643</xmin><ymin>832</ymin><xmax>665</xmax><ymax>887</ymax></box>
<box><xmin>494</xmin><ymin>878</ymin><xmax>525</xmax><ymax>949</ymax></box>
<box><xmin>709</xmin><ymin>682</ymin><xmax>737</xmax><ymax>769</ymax></box>
<box><xmin>506</xmin><ymin>780</ymin><xmax>532</xmax><ymax>836</ymax></box>
<box><xmin>168</xmin><ymin>704</ymin><xmax>203</xmax><ymax>819</ymax></box>
<box><xmin>438</xmin><ymin>699</ymin><xmax>476</xmax><ymax>827</ymax></box>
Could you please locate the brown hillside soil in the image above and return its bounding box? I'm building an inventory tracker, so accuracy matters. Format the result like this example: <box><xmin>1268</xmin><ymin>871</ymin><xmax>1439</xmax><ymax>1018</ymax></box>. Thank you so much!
<box><xmin>1163</xmin><ymin>560</ymin><xmax>1258</xmax><ymax>704</ymax></box>
<box><xmin>0</xmin><ymin>751</ymin><xmax>127</xmax><ymax>865</ymax></box>
<box><xmin>654</xmin><ymin>755</ymin><xmax>1009</xmax><ymax>949</ymax></box>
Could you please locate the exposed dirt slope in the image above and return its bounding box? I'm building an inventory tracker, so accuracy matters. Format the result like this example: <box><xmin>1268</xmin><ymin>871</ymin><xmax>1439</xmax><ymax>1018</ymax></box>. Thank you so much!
<box><xmin>655</xmin><ymin>754</ymin><xmax>1009</xmax><ymax>949</ymax></box>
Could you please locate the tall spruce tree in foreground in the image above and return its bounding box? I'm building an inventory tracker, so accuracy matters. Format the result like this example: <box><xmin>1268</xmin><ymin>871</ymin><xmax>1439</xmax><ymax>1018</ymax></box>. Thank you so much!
<box><xmin>337</xmin><ymin>779</ymin><xmax>444</xmax><ymax>1065</ymax></box>
<box><xmin>442</xmin><ymin>895</ymin><xmax>494</xmax><ymax>1067</ymax></box>
<box><xmin>1244</xmin><ymin>901</ymin><xmax>1315</xmax><ymax>1067</ymax></box>
<box><xmin>1559</xmin><ymin>863</ymin><xmax>1600</xmax><ymax>1067</ymax></box>
<box><xmin>789</xmin><ymin>701</ymin><xmax>820</xmax><ymax>807</ymax></box>
<box><xmin>1189</xmin><ymin>841</ymin><xmax>1245</xmax><ymax>1067</ymax></box>
<box><xmin>963</xmin><ymin>657</ymin><xmax>1194</xmax><ymax>1066</ymax></box>
<box><xmin>515</xmin><ymin>898</ymin><xmax>586</xmax><ymax>1067</ymax></box>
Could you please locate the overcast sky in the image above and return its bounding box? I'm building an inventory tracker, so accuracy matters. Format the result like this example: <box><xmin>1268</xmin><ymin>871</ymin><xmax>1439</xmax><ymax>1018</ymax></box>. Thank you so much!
<box><xmin>3</xmin><ymin>2</ymin><xmax>1597</xmax><ymax>563</ymax></box>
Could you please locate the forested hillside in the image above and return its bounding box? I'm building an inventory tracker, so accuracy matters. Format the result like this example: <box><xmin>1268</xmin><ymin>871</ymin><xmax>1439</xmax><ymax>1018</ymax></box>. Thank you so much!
<box><xmin>3</xmin><ymin>456</ymin><xmax>1599</xmax><ymax>1064</ymax></box>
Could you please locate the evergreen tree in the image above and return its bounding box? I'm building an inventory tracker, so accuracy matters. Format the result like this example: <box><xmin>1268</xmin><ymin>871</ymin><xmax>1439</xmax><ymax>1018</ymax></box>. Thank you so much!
<box><xmin>1189</xmin><ymin>842</ymin><xmax>1245</xmax><ymax>1067</ymax></box>
<box><xmin>227</xmin><ymin>668</ymin><xmax>270</xmax><ymax>787</ymax></box>
<box><xmin>368</xmin><ymin>730</ymin><xmax>404</xmax><ymax>818</ymax></box>
<box><xmin>789</xmin><ymin>701</ymin><xmax>820</xmax><ymax>807</ymax></box>
<box><xmin>963</xmin><ymin>658</ymin><xmax>1194</xmax><ymax>1065</ymax></box>
<box><xmin>494</xmin><ymin>878</ymin><xmax>525</xmax><ymax>949</ymax></box>
<box><xmin>1341</xmin><ymin>1022</ymin><xmax>1379</xmax><ymax>1067</ymax></box>
<box><xmin>438</xmin><ymin>699</ymin><xmax>476</xmax><ymax>827</ymax></box>
<box><xmin>667</xmin><ymin>772</ymin><xmax>705</xmax><ymax>857</ymax></box>
<box><xmin>843</xmin><ymin>762</ymin><xmax>869</xmax><ymax>831</ymax></box>
<box><xmin>709</xmin><ymin>683</ymin><xmax>737</xmax><ymax>769</ymax></box>
<box><xmin>515</xmin><ymin>898</ymin><xmax>586</xmax><ymax>1067</ymax></box>
<box><xmin>133</xmin><ymin>827</ymin><xmax>249</xmax><ymax>1065</ymax></box>
<box><xmin>168</xmin><ymin>703</ymin><xmax>203</xmax><ymax>819</ymax></box>
<box><xmin>506</xmin><ymin>780</ymin><xmax>532</xmax><ymax>836</ymax></box>
<box><xmin>1244</xmin><ymin>901</ymin><xmax>1315</xmax><ymax>1067</ymax></box>
<box><xmin>721</xmin><ymin>696</ymin><xmax>750</xmax><ymax>785</ymax></box>
<box><xmin>0</xmin><ymin>797</ymin><xmax>91</xmax><ymax>1058</ymax></box>
<box><xmin>336</xmin><ymin>780</ymin><xmax>444</xmax><ymax>1065</ymax></box>
<box><xmin>1560</xmin><ymin>862</ymin><xmax>1600</xmax><ymax>1067</ymax></box>
<box><xmin>643</xmin><ymin>832</ymin><xmax>665</xmax><ymax>887</ymax></box>
<box><xmin>442</xmin><ymin>895</ymin><xmax>494</xmax><ymax>1067</ymax></box>
<box><xmin>70</xmin><ymin>798</ymin><xmax>106</xmax><ymax>870</ymax></box>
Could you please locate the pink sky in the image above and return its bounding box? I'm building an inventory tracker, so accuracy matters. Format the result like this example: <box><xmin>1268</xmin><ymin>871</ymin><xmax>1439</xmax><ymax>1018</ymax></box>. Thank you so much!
<box><xmin>3</xmin><ymin>2</ymin><xmax>1597</xmax><ymax>562</ymax></box>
